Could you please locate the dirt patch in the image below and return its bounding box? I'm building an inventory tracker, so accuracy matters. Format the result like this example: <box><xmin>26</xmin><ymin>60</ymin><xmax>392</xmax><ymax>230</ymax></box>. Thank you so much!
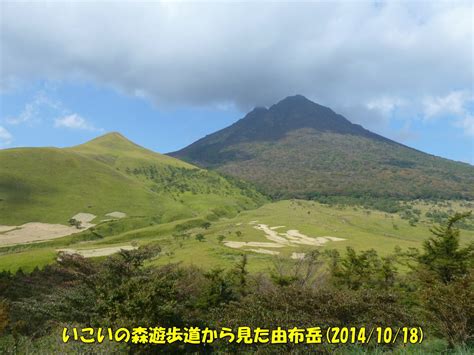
<box><xmin>0</xmin><ymin>212</ymin><xmax>97</xmax><ymax>246</ymax></box>
<box><xmin>0</xmin><ymin>223</ymin><xmax>83</xmax><ymax>246</ymax></box>
<box><xmin>270</xmin><ymin>226</ymin><xmax>285</xmax><ymax>230</ymax></box>
<box><xmin>254</xmin><ymin>224</ymin><xmax>290</xmax><ymax>244</ymax></box>
<box><xmin>323</xmin><ymin>236</ymin><xmax>346</xmax><ymax>241</ymax></box>
<box><xmin>106</xmin><ymin>211</ymin><xmax>127</xmax><ymax>219</ymax></box>
<box><xmin>72</xmin><ymin>213</ymin><xmax>96</xmax><ymax>224</ymax></box>
<box><xmin>224</xmin><ymin>241</ymin><xmax>284</xmax><ymax>249</ymax></box>
<box><xmin>284</xmin><ymin>230</ymin><xmax>330</xmax><ymax>246</ymax></box>
<box><xmin>58</xmin><ymin>245</ymin><xmax>137</xmax><ymax>258</ymax></box>
<box><xmin>245</xmin><ymin>248</ymin><xmax>280</xmax><ymax>255</ymax></box>
<box><xmin>291</xmin><ymin>252</ymin><xmax>306</xmax><ymax>260</ymax></box>
<box><xmin>223</xmin><ymin>223</ymin><xmax>346</xmax><ymax>256</ymax></box>
<box><xmin>0</xmin><ymin>225</ymin><xmax>16</xmax><ymax>233</ymax></box>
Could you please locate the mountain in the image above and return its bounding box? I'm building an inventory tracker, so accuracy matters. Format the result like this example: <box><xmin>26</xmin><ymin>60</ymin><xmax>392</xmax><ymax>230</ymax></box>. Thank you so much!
<box><xmin>170</xmin><ymin>95</ymin><xmax>474</xmax><ymax>200</ymax></box>
<box><xmin>0</xmin><ymin>133</ymin><xmax>264</xmax><ymax>225</ymax></box>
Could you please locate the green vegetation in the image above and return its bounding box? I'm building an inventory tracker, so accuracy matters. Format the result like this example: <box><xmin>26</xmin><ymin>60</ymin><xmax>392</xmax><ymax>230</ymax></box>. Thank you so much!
<box><xmin>186</xmin><ymin>130</ymin><xmax>474</xmax><ymax>200</ymax></box>
<box><xmin>0</xmin><ymin>214</ymin><xmax>472</xmax><ymax>353</ymax></box>
<box><xmin>0</xmin><ymin>133</ymin><xmax>265</xmax><ymax>225</ymax></box>
<box><xmin>172</xmin><ymin>96</ymin><xmax>474</xmax><ymax>200</ymax></box>
<box><xmin>1</xmin><ymin>128</ymin><xmax>473</xmax><ymax>353</ymax></box>
<box><xmin>1</xmin><ymin>199</ymin><xmax>472</xmax><ymax>274</ymax></box>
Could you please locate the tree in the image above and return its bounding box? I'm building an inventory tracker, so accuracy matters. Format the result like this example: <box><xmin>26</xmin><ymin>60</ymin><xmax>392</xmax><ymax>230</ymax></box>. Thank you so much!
<box><xmin>414</xmin><ymin>212</ymin><xmax>474</xmax><ymax>348</ymax></box>
<box><xmin>418</xmin><ymin>212</ymin><xmax>473</xmax><ymax>284</ymax></box>
<box><xmin>199</xmin><ymin>268</ymin><xmax>235</xmax><ymax>308</ymax></box>
<box><xmin>420</xmin><ymin>272</ymin><xmax>473</xmax><ymax>348</ymax></box>
<box><xmin>329</xmin><ymin>247</ymin><xmax>397</xmax><ymax>290</ymax></box>
<box><xmin>68</xmin><ymin>218</ymin><xmax>82</xmax><ymax>229</ymax></box>
<box><xmin>195</xmin><ymin>234</ymin><xmax>205</xmax><ymax>242</ymax></box>
<box><xmin>228</xmin><ymin>255</ymin><xmax>248</xmax><ymax>296</ymax></box>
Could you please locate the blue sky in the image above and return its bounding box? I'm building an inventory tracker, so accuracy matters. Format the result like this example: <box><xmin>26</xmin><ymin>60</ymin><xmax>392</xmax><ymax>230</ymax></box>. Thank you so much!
<box><xmin>0</xmin><ymin>80</ymin><xmax>241</xmax><ymax>154</ymax></box>
<box><xmin>1</xmin><ymin>1</ymin><xmax>473</xmax><ymax>163</ymax></box>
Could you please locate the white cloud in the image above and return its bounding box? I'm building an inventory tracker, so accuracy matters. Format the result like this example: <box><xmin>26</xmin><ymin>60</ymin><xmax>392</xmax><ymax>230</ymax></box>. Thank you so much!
<box><xmin>54</xmin><ymin>114</ymin><xmax>101</xmax><ymax>131</ymax></box>
<box><xmin>3</xmin><ymin>85</ymin><xmax>102</xmax><ymax>132</ymax></box>
<box><xmin>6</xmin><ymin>91</ymin><xmax>61</xmax><ymax>125</ymax></box>
<box><xmin>422</xmin><ymin>90</ymin><xmax>474</xmax><ymax>136</ymax></box>
<box><xmin>0</xmin><ymin>1</ymin><xmax>472</xmax><ymax>131</ymax></box>
<box><xmin>454</xmin><ymin>114</ymin><xmax>474</xmax><ymax>137</ymax></box>
<box><xmin>366</xmin><ymin>97</ymin><xmax>407</xmax><ymax>116</ymax></box>
<box><xmin>422</xmin><ymin>90</ymin><xmax>472</xmax><ymax>119</ymax></box>
<box><xmin>0</xmin><ymin>126</ymin><xmax>13</xmax><ymax>147</ymax></box>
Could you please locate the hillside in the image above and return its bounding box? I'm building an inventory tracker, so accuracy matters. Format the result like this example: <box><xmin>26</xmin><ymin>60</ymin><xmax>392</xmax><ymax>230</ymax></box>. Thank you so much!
<box><xmin>171</xmin><ymin>95</ymin><xmax>474</xmax><ymax>200</ymax></box>
<box><xmin>0</xmin><ymin>133</ymin><xmax>265</xmax><ymax>225</ymax></box>
<box><xmin>69</xmin><ymin>132</ymin><xmax>193</xmax><ymax>170</ymax></box>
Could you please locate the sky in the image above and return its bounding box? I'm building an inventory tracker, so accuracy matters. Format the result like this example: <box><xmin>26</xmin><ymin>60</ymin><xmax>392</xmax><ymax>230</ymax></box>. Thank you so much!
<box><xmin>0</xmin><ymin>1</ymin><xmax>473</xmax><ymax>163</ymax></box>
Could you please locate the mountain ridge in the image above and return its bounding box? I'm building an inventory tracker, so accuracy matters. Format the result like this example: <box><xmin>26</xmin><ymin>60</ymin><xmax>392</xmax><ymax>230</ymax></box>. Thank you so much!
<box><xmin>170</xmin><ymin>95</ymin><xmax>474</xmax><ymax>200</ymax></box>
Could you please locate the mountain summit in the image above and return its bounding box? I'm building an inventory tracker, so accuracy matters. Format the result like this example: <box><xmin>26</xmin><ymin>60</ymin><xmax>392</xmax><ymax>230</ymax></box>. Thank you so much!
<box><xmin>180</xmin><ymin>95</ymin><xmax>390</xmax><ymax>148</ymax></box>
<box><xmin>170</xmin><ymin>95</ymin><xmax>474</xmax><ymax>200</ymax></box>
<box><xmin>227</xmin><ymin>95</ymin><xmax>379</xmax><ymax>140</ymax></box>
<box><xmin>73</xmin><ymin>131</ymin><xmax>154</xmax><ymax>154</ymax></box>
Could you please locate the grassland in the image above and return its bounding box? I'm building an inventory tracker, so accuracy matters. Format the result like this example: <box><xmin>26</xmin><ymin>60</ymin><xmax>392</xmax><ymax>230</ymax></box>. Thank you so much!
<box><xmin>1</xmin><ymin>199</ymin><xmax>472</xmax><ymax>273</ymax></box>
<box><xmin>0</xmin><ymin>133</ymin><xmax>265</xmax><ymax>225</ymax></box>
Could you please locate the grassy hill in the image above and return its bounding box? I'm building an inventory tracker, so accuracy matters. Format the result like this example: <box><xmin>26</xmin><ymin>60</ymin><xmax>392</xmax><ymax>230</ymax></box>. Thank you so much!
<box><xmin>0</xmin><ymin>133</ymin><xmax>265</xmax><ymax>225</ymax></box>
<box><xmin>171</xmin><ymin>95</ymin><xmax>474</xmax><ymax>200</ymax></box>
<box><xmin>69</xmin><ymin>132</ymin><xmax>193</xmax><ymax>170</ymax></box>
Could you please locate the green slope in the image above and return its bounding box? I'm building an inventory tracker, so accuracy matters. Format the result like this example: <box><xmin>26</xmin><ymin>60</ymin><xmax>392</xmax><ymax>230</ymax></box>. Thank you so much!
<box><xmin>0</xmin><ymin>133</ymin><xmax>265</xmax><ymax>225</ymax></box>
<box><xmin>171</xmin><ymin>95</ymin><xmax>474</xmax><ymax>200</ymax></box>
<box><xmin>69</xmin><ymin>132</ymin><xmax>193</xmax><ymax>170</ymax></box>
<box><xmin>213</xmin><ymin>130</ymin><xmax>474</xmax><ymax>199</ymax></box>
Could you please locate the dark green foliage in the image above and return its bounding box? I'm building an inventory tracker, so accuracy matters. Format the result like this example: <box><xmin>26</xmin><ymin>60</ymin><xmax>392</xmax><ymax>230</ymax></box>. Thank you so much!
<box><xmin>418</xmin><ymin>212</ymin><xmax>473</xmax><ymax>284</ymax></box>
<box><xmin>129</xmin><ymin>164</ymin><xmax>263</xmax><ymax>200</ymax></box>
<box><xmin>419</xmin><ymin>272</ymin><xmax>473</xmax><ymax>348</ymax></box>
<box><xmin>310</xmin><ymin>195</ymin><xmax>403</xmax><ymax>213</ymax></box>
<box><xmin>425</xmin><ymin>209</ymin><xmax>450</xmax><ymax>224</ymax></box>
<box><xmin>68</xmin><ymin>218</ymin><xmax>82</xmax><ymax>229</ymax></box>
<box><xmin>328</xmin><ymin>247</ymin><xmax>397</xmax><ymax>290</ymax></box>
<box><xmin>174</xmin><ymin>219</ymin><xmax>208</xmax><ymax>232</ymax></box>
<box><xmin>195</xmin><ymin>234</ymin><xmax>205</xmax><ymax>242</ymax></box>
<box><xmin>402</xmin><ymin>213</ymin><xmax>474</xmax><ymax>348</ymax></box>
<box><xmin>0</xmin><ymin>300</ymin><xmax>8</xmax><ymax>335</ymax></box>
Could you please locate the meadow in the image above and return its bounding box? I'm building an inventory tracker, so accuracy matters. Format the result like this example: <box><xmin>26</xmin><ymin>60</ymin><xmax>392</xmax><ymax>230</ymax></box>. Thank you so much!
<box><xmin>1</xmin><ymin>199</ymin><xmax>472</xmax><ymax>274</ymax></box>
